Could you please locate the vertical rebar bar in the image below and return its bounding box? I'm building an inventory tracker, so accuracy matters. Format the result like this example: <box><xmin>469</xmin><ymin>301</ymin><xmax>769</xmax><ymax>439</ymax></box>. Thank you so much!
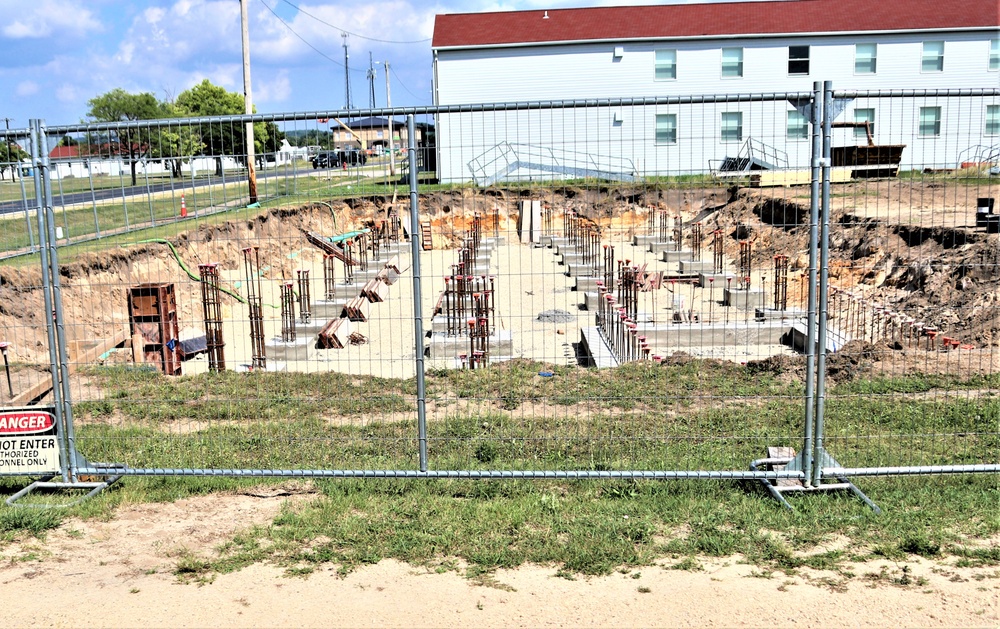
<box><xmin>280</xmin><ymin>282</ymin><xmax>296</xmax><ymax>342</ymax></box>
<box><xmin>297</xmin><ymin>269</ymin><xmax>312</xmax><ymax>324</ymax></box>
<box><xmin>713</xmin><ymin>229</ymin><xmax>724</xmax><ymax>274</ymax></box>
<box><xmin>243</xmin><ymin>247</ymin><xmax>266</xmax><ymax>370</ymax></box>
<box><xmin>774</xmin><ymin>255</ymin><xmax>789</xmax><ymax>311</ymax></box>
<box><xmin>324</xmin><ymin>254</ymin><xmax>337</xmax><ymax>300</ymax></box>
<box><xmin>199</xmin><ymin>263</ymin><xmax>226</xmax><ymax>372</ymax></box>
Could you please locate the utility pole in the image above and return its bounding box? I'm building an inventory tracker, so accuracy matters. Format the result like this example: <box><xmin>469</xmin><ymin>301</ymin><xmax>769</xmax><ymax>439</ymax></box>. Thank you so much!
<box><xmin>342</xmin><ymin>33</ymin><xmax>352</xmax><ymax>109</ymax></box>
<box><xmin>240</xmin><ymin>0</ymin><xmax>258</xmax><ymax>203</ymax></box>
<box><xmin>384</xmin><ymin>61</ymin><xmax>395</xmax><ymax>177</ymax></box>
<box><xmin>367</xmin><ymin>52</ymin><xmax>377</xmax><ymax>109</ymax></box>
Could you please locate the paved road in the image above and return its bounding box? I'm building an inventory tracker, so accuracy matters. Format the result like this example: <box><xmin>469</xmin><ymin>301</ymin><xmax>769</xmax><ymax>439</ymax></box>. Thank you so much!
<box><xmin>0</xmin><ymin>168</ymin><xmax>302</xmax><ymax>215</ymax></box>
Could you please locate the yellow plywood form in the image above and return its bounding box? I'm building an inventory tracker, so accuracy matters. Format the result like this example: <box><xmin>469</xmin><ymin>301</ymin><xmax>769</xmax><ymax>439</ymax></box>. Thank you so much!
<box><xmin>751</xmin><ymin>168</ymin><xmax>854</xmax><ymax>188</ymax></box>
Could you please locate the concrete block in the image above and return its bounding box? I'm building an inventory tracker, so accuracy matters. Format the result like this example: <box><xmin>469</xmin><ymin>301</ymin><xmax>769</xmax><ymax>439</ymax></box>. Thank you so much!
<box><xmin>575</xmin><ymin>276</ymin><xmax>606</xmax><ymax>292</ymax></box>
<box><xmin>566</xmin><ymin>263</ymin><xmax>602</xmax><ymax>278</ymax></box>
<box><xmin>724</xmin><ymin>288</ymin><xmax>766</xmax><ymax>310</ymax></box>
<box><xmin>548</xmin><ymin>237</ymin><xmax>570</xmax><ymax>250</ymax></box>
<box><xmin>312</xmin><ymin>298</ymin><xmax>350</xmax><ymax>319</ymax></box>
<box><xmin>235</xmin><ymin>361</ymin><xmax>286</xmax><ymax>373</ymax></box>
<box><xmin>560</xmin><ymin>252</ymin><xmax>586</xmax><ymax>266</ymax></box>
<box><xmin>679</xmin><ymin>260</ymin><xmax>714</xmax><ymax>274</ymax></box>
<box><xmin>755</xmin><ymin>308</ymin><xmax>807</xmax><ymax>322</ymax></box>
<box><xmin>698</xmin><ymin>273</ymin><xmax>729</xmax><ymax>288</ymax></box>
<box><xmin>582</xmin><ymin>291</ymin><xmax>599</xmax><ymax>311</ymax></box>
<box><xmin>661</xmin><ymin>249</ymin><xmax>694</xmax><ymax>263</ymax></box>
<box><xmin>264</xmin><ymin>337</ymin><xmax>311</xmax><ymax>361</ymax></box>
<box><xmin>428</xmin><ymin>330</ymin><xmax>514</xmax><ymax>358</ymax></box>
<box><xmin>351</xmin><ymin>268</ymin><xmax>382</xmax><ymax>284</ymax></box>
<box><xmin>539</xmin><ymin>235</ymin><xmax>554</xmax><ymax>247</ymax></box>
<box><xmin>648</xmin><ymin>240</ymin><xmax>677</xmax><ymax>253</ymax></box>
<box><xmin>579</xmin><ymin>326</ymin><xmax>619</xmax><ymax>369</ymax></box>
<box><xmin>632</xmin><ymin>234</ymin><xmax>659</xmax><ymax>247</ymax></box>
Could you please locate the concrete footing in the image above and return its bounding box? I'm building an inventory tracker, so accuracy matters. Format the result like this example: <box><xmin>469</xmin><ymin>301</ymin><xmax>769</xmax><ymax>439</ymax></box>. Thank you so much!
<box><xmin>428</xmin><ymin>330</ymin><xmax>514</xmax><ymax>358</ymax></box>
<box><xmin>698</xmin><ymin>273</ymin><xmax>729</xmax><ymax>288</ymax></box>
<box><xmin>661</xmin><ymin>249</ymin><xmax>695</xmax><ymax>263</ymax></box>
<box><xmin>579</xmin><ymin>327</ymin><xmax>619</xmax><ymax>368</ymax></box>
<box><xmin>312</xmin><ymin>298</ymin><xmax>350</xmax><ymax>320</ymax></box>
<box><xmin>679</xmin><ymin>260</ymin><xmax>713</xmax><ymax>274</ymax></box>
<box><xmin>648</xmin><ymin>240</ymin><xmax>677</xmax><ymax>253</ymax></box>
<box><xmin>265</xmin><ymin>337</ymin><xmax>312</xmax><ymax>361</ymax></box>
<box><xmin>724</xmin><ymin>288</ymin><xmax>766</xmax><ymax>310</ymax></box>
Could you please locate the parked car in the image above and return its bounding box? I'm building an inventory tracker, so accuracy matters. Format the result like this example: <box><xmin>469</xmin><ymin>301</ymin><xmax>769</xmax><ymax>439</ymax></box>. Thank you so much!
<box><xmin>338</xmin><ymin>147</ymin><xmax>368</xmax><ymax>166</ymax></box>
<box><xmin>311</xmin><ymin>151</ymin><xmax>335</xmax><ymax>169</ymax></box>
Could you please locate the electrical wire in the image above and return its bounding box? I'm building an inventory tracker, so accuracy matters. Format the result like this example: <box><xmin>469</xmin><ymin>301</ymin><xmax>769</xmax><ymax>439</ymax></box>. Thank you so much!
<box><xmin>278</xmin><ymin>0</ymin><xmax>432</xmax><ymax>44</ymax></box>
<box><xmin>257</xmin><ymin>0</ymin><xmax>359</xmax><ymax>71</ymax></box>
<box><xmin>390</xmin><ymin>65</ymin><xmax>428</xmax><ymax>103</ymax></box>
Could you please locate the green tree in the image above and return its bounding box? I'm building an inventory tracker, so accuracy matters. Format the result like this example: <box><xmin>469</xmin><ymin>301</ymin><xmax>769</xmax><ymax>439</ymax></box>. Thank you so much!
<box><xmin>86</xmin><ymin>88</ymin><xmax>165</xmax><ymax>185</ymax></box>
<box><xmin>0</xmin><ymin>141</ymin><xmax>28</xmax><ymax>181</ymax></box>
<box><xmin>149</xmin><ymin>103</ymin><xmax>205</xmax><ymax>178</ymax></box>
<box><xmin>175</xmin><ymin>79</ymin><xmax>283</xmax><ymax>174</ymax></box>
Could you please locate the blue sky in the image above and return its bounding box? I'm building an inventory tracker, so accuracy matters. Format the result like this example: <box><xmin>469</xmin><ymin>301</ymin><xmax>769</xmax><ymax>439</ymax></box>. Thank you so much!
<box><xmin>0</xmin><ymin>0</ymin><xmax>675</xmax><ymax>129</ymax></box>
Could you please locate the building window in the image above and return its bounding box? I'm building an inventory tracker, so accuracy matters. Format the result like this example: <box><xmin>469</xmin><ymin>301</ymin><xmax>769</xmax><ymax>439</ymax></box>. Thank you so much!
<box><xmin>854</xmin><ymin>108</ymin><xmax>875</xmax><ymax>140</ymax></box>
<box><xmin>655</xmin><ymin>49</ymin><xmax>677</xmax><ymax>80</ymax></box>
<box><xmin>922</xmin><ymin>41</ymin><xmax>944</xmax><ymax>72</ymax></box>
<box><xmin>787</xmin><ymin>110</ymin><xmax>808</xmax><ymax>140</ymax></box>
<box><xmin>376</xmin><ymin>130</ymin><xmax>384</xmax><ymax>139</ymax></box>
<box><xmin>919</xmin><ymin>106</ymin><xmax>941</xmax><ymax>137</ymax></box>
<box><xmin>990</xmin><ymin>39</ymin><xmax>999</xmax><ymax>71</ymax></box>
<box><xmin>855</xmin><ymin>43</ymin><xmax>877</xmax><ymax>74</ymax></box>
<box><xmin>721</xmin><ymin>112</ymin><xmax>743</xmax><ymax>142</ymax></box>
<box><xmin>987</xmin><ymin>105</ymin><xmax>1000</xmax><ymax>136</ymax></box>
<box><xmin>655</xmin><ymin>114</ymin><xmax>677</xmax><ymax>144</ymax></box>
<box><xmin>788</xmin><ymin>45</ymin><xmax>810</xmax><ymax>75</ymax></box>
<box><xmin>721</xmin><ymin>47</ymin><xmax>743</xmax><ymax>78</ymax></box>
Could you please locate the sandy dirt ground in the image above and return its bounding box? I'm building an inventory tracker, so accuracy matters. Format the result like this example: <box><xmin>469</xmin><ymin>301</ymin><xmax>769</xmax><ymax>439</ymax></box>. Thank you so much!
<box><xmin>0</xmin><ymin>489</ymin><xmax>996</xmax><ymax>629</ymax></box>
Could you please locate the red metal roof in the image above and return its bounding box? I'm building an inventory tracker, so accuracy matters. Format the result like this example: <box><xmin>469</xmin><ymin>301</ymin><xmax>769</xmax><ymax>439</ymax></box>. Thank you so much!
<box><xmin>48</xmin><ymin>145</ymin><xmax>81</xmax><ymax>160</ymax></box>
<box><xmin>432</xmin><ymin>0</ymin><xmax>999</xmax><ymax>49</ymax></box>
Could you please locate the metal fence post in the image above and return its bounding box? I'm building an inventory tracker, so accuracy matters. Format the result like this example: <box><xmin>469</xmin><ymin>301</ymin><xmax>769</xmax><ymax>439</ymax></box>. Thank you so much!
<box><xmin>30</xmin><ymin>120</ymin><xmax>70</xmax><ymax>483</ymax></box>
<box><xmin>408</xmin><ymin>114</ymin><xmax>429</xmax><ymax>473</ymax></box>
<box><xmin>38</xmin><ymin>122</ymin><xmax>83</xmax><ymax>481</ymax></box>
<box><xmin>813</xmin><ymin>80</ymin><xmax>834</xmax><ymax>486</ymax></box>
<box><xmin>794</xmin><ymin>82</ymin><xmax>824</xmax><ymax>487</ymax></box>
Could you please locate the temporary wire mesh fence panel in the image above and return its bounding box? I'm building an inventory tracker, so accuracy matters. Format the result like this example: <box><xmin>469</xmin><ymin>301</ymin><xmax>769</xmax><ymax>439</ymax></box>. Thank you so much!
<box><xmin>0</xmin><ymin>87</ymin><xmax>996</xmax><ymax>481</ymax></box>
<box><xmin>816</xmin><ymin>89</ymin><xmax>1000</xmax><ymax>476</ymax></box>
<box><xmin>426</xmin><ymin>93</ymin><xmax>819</xmax><ymax>473</ymax></box>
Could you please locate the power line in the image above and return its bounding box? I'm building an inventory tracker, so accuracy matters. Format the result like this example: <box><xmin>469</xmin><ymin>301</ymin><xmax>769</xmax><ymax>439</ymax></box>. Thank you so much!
<box><xmin>279</xmin><ymin>0</ymin><xmax>431</xmax><ymax>44</ymax></box>
<box><xmin>390</xmin><ymin>65</ymin><xmax>427</xmax><ymax>103</ymax></box>
<box><xmin>257</xmin><ymin>0</ymin><xmax>360</xmax><ymax>71</ymax></box>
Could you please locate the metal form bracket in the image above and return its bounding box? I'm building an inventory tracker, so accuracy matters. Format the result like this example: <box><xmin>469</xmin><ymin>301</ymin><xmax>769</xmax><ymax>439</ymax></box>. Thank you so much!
<box><xmin>6</xmin><ymin>453</ymin><xmax>125</xmax><ymax>509</ymax></box>
<box><xmin>750</xmin><ymin>447</ymin><xmax>880</xmax><ymax>513</ymax></box>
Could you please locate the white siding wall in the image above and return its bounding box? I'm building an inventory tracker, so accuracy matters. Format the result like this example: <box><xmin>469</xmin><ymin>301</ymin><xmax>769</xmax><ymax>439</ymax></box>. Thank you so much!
<box><xmin>434</xmin><ymin>30</ymin><xmax>999</xmax><ymax>182</ymax></box>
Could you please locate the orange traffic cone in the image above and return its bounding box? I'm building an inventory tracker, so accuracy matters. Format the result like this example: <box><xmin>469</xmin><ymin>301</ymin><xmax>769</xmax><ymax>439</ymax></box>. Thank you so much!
<box><xmin>180</xmin><ymin>194</ymin><xmax>187</xmax><ymax>218</ymax></box>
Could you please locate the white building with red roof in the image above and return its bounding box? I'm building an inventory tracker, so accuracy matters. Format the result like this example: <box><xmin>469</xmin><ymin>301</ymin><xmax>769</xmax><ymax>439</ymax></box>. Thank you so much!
<box><xmin>431</xmin><ymin>0</ymin><xmax>999</xmax><ymax>183</ymax></box>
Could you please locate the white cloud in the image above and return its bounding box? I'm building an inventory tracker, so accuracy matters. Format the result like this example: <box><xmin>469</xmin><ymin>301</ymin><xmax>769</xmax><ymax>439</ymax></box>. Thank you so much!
<box><xmin>254</xmin><ymin>71</ymin><xmax>292</xmax><ymax>103</ymax></box>
<box><xmin>0</xmin><ymin>0</ymin><xmax>101</xmax><ymax>38</ymax></box>
<box><xmin>16</xmin><ymin>81</ymin><xmax>39</xmax><ymax>97</ymax></box>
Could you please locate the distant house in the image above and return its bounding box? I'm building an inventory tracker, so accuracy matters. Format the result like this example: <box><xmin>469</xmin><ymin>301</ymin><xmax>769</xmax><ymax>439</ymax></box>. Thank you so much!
<box><xmin>431</xmin><ymin>0</ymin><xmax>1000</xmax><ymax>183</ymax></box>
<box><xmin>332</xmin><ymin>117</ymin><xmax>425</xmax><ymax>152</ymax></box>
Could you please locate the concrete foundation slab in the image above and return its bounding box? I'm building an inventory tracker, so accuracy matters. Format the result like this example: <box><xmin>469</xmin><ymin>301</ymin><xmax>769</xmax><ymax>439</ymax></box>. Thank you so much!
<box><xmin>698</xmin><ymin>273</ymin><xmax>729</xmax><ymax>288</ymax></box>
<box><xmin>579</xmin><ymin>326</ymin><xmax>619</xmax><ymax>368</ymax></box>
<box><xmin>661</xmin><ymin>249</ymin><xmax>695</xmax><ymax>263</ymax></box>
<box><xmin>574</xmin><ymin>276</ymin><xmax>606</xmax><ymax>292</ymax></box>
<box><xmin>428</xmin><ymin>330</ymin><xmax>514</xmax><ymax>358</ymax></box>
<box><xmin>648</xmin><ymin>240</ymin><xmax>677</xmax><ymax>253</ymax></box>
<box><xmin>679</xmin><ymin>260</ymin><xmax>714</xmax><ymax>274</ymax></box>
<box><xmin>725</xmin><ymin>288</ymin><xmax>766</xmax><ymax>310</ymax></box>
<box><xmin>264</xmin><ymin>337</ymin><xmax>312</xmax><ymax>361</ymax></box>
<box><xmin>566</xmin><ymin>263</ymin><xmax>602</xmax><ymax>278</ymax></box>
<box><xmin>312</xmin><ymin>298</ymin><xmax>350</xmax><ymax>319</ymax></box>
<box><xmin>788</xmin><ymin>322</ymin><xmax>852</xmax><ymax>353</ymax></box>
<box><xmin>635</xmin><ymin>320</ymin><xmax>790</xmax><ymax>347</ymax></box>
<box><xmin>235</xmin><ymin>361</ymin><xmax>286</xmax><ymax>373</ymax></box>
<box><xmin>755</xmin><ymin>308</ymin><xmax>807</xmax><ymax>321</ymax></box>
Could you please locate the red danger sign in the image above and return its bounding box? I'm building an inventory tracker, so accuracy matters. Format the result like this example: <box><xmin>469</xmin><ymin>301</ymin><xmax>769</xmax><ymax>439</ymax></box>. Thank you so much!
<box><xmin>0</xmin><ymin>412</ymin><xmax>54</xmax><ymax>434</ymax></box>
<box><xmin>0</xmin><ymin>408</ymin><xmax>59</xmax><ymax>474</ymax></box>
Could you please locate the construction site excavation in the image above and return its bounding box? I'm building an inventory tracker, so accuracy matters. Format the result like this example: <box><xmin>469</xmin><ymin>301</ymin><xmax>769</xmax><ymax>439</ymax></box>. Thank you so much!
<box><xmin>1</xmin><ymin>176</ymin><xmax>999</xmax><ymax>408</ymax></box>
